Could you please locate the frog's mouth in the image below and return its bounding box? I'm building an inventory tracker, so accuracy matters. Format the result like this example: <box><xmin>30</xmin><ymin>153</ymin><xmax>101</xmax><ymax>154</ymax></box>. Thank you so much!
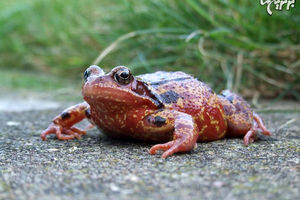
<box><xmin>83</xmin><ymin>85</ymin><xmax>136</xmax><ymax>103</ymax></box>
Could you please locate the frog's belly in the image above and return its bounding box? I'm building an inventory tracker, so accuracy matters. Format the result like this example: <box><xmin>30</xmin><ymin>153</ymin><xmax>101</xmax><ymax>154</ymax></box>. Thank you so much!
<box><xmin>91</xmin><ymin>114</ymin><xmax>172</xmax><ymax>142</ymax></box>
<box><xmin>95</xmin><ymin>114</ymin><xmax>226</xmax><ymax>143</ymax></box>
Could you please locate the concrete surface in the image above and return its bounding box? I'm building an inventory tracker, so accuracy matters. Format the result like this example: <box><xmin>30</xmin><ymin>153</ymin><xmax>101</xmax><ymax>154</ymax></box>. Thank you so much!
<box><xmin>0</xmin><ymin>99</ymin><xmax>299</xmax><ymax>200</ymax></box>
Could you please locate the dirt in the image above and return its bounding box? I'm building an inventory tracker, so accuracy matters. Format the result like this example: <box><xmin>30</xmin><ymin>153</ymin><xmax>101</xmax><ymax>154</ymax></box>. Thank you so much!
<box><xmin>0</xmin><ymin>96</ymin><xmax>299</xmax><ymax>200</ymax></box>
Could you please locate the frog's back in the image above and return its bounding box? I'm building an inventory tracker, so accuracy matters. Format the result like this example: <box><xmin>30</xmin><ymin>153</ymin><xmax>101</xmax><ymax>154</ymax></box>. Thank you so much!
<box><xmin>138</xmin><ymin>71</ymin><xmax>214</xmax><ymax>113</ymax></box>
<box><xmin>139</xmin><ymin>71</ymin><xmax>227</xmax><ymax>141</ymax></box>
<box><xmin>138</xmin><ymin>71</ymin><xmax>192</xmax><ymax>85</ymax></box>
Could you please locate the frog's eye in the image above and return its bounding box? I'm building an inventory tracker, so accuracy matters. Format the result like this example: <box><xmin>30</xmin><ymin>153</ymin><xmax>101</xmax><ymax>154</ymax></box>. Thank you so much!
<box><xmin>114</xmin><ymin>68</ymin><xmax>132</xmax><ymax>85</ymax></box>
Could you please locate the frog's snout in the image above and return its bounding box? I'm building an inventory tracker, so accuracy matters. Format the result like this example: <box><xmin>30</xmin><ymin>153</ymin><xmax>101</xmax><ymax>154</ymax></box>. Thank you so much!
<box><xmin>84</xmin><ymin>65</ymin><xmax>105</xmax><ymax>82</ymax></box>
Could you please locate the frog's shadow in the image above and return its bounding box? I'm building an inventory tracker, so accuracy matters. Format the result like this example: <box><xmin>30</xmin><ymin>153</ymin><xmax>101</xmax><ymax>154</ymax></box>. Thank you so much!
<box><xmin>225</xmin><ymin>132</ymin><xmax>277</xmax><ymax>142</ymax></box>
<box><xmin>83</xmin><ymin>131</ymin><xmax>277</xmax><ymax>151</ymax></box>
<box><xmin>83</xmin><ymin>131</ymin><xmax>154</xmax><ymax>149</ymax></box>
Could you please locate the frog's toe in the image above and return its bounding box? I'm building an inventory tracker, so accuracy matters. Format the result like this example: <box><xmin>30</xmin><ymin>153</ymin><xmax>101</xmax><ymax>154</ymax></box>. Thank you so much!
<box><xmin>41</xmin><ymin>123</ymin><xmax>85</xmax><ymax>141</ymax></box>
<box><xmin>62</xmin><ymin>128</ymin><xmax>81</xmax><ymax>139</ymax></box>
<box><xmin>243</xmin><ymin>122</ymin><xmax>258</xmax><ymax>146</ymax></box>
<box><xmin>161</xmin><ymin>143</ymin><xmax>183</xmax><ymax>158</ymax></box>
<box><xmin>56</xmin><ymin>131</ymin><xmax>77</xmax><ymax>140</ymax></box>
<box><xmin>243</xmin><ymin>117</ymin><xmax>272</xmax><ymax>146</ymax></box>
<box><xmin>149</xmin><ymin>139</ymin><xmax>195</xmax><ymax>158</ymax></box>
<box><xmin>149</xmin><ymin>141</ymin><xmax>174</xmax><ymax>156</ymax></box>
<box><xmin>70</xmin><ymin>127</ymin><xmax>87</xmax><ymax>135</ymax></box>
<box><xmin>253</xmin><ymin>113</ymin><xmax>271</xmax><ymax>136</ymax></box>
<box><xmin>41</xmin><ymin>123</ymin><xmax>57</xmax><ymax>140</ymax></box>
<box><xmin>62</xmin><ymin>127</ymin><xmax>87</xmax><ymax>139</ymax></box>
<box><xmin>243</xmin><ymin>130</ymin><xmax>256</xmax><ymax>146</ymax></box>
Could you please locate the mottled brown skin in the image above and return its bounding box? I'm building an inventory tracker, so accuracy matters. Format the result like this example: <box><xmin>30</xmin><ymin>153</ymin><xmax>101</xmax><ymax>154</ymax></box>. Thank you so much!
<box><xmin>41</xmin><ymin>65</ymin><xmax>271</xmax><ymax>158</ymax></box>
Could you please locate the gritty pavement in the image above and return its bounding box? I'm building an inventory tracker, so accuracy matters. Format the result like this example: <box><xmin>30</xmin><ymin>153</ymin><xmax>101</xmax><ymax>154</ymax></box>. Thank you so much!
<box><xmin>0</xmin><ymin>96</ymin><xmax>299</xmax><ymax>200</ymax></box>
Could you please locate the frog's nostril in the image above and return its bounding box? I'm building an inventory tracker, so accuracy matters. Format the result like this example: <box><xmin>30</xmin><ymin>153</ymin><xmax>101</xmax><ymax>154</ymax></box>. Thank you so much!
<box><xmin>84</xmin><ymin>69</ymin><xmax>91</xmax><ymax>82</ymax></box>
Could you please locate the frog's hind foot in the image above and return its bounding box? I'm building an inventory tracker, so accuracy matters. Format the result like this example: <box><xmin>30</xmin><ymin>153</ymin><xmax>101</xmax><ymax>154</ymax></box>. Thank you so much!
<box><xmin>149</xmin><ymin>137</ymin><xmax>197</xmax><ymax>159</ymax></box>
<box><xmin>243</xmin><ymin>113</ymin><xmax>271</xmax><ymax>146</ymax></box>
<box><xmin>41</xmin><ymin>123</ymin><xmax>86</xmax><ymax>141</ymax></box>
<box><xmin>243</xmin><ymin>121</ymin><xmax>258</xmax><ymax>146</ymax></box>
<box><xmin>253</xmin><ymin>112</ymin><xmax>271</xmax><ymax>136</ymax></box>
<box><xmin>149</xmin><ymin>141</ymin><xmax>175</xmax><ymax>158</ymax></box>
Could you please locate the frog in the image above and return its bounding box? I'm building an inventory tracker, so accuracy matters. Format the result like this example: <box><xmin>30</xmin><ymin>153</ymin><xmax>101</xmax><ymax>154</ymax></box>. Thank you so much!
<box><xmin>41</xmin><ymin>65</ymin><xmax>271</xmax><ymax>158</ymax></box>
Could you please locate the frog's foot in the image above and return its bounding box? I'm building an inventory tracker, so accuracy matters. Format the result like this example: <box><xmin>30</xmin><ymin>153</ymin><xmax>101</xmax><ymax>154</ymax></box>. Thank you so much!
<box><xmin>41</xmin><ymin>123</ymin><xmax>86</xmax><ymax>141</ymax></box>
<box><xmin>253</xmin><ymin>112</ymin><xmax>271</xmax><ymax>136</ymax></box>
<box><xmin>149</xmin><ymin>137</ymin><xmax>196</xmax><ymax>158</ymax></box>
<box><xmin>243</xmin><ymin>124</ymin><xmax>257</xmax><ymax>146</ymax></box>
<box><xmin>143</xmin><ymin>111</ymin><xmax>198</xmax><ymax>158</ymax></box>
<box><xmin>149</xmin><ymin>141</ymin><xmax>174</xmax><ymax>158</ymax></box>
<box><xmin>243</xmin><ymin>113</ymin><xmax>271</xmax><ymax>146</ymax></box>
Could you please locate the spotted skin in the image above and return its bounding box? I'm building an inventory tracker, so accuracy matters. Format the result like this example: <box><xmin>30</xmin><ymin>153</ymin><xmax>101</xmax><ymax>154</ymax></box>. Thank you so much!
<box><xmin>41</xmin><ymin>65</ymin><xmax>271</xmax><ymax>158</ymax></box>
<box><xmin>41</xmin><ymin>102</ymin><xmax>90</xmax><ymax>140</ymax></box>
<box><xmin>218</xmin><ymin>90</ymin><xmax>271</xmax><ymax>145</ymax></box>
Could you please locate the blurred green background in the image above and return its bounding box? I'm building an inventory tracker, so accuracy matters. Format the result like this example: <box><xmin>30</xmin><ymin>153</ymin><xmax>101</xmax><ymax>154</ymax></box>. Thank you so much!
<box><xmin>0</xmin><ymin>0</ymin><xmax>299</xmax><ymax>99</ymax></box>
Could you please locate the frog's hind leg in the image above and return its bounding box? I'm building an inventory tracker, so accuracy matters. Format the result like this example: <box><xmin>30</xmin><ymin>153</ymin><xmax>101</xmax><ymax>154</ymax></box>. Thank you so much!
<box><xmin>143</xmin><ymin>110</ymin><xmax>199</xmax><ymax>158</ymax></box>
<box><xmin>218</xmin><ymin>90</ymin><xmax>271</xmax><ymax>145</ymax></box>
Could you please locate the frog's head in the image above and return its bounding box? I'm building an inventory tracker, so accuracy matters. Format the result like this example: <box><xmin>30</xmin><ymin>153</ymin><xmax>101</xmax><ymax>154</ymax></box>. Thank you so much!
<box><xmin>82</xmin><ymin>65</ymin><xmax>163</xmax><ymax>110</ymax></box>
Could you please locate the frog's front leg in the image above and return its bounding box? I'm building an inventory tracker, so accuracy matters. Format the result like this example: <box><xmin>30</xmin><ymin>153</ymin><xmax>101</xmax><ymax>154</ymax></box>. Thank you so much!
<box><xmin>143</xmin><ymin>110</ymin><xmax>199</xmax><ymax>158</ymax></box>
<box><xmin>41</xmin><ymin>102</ymin><xmax>92</xmax><ymax>140</ymax></box>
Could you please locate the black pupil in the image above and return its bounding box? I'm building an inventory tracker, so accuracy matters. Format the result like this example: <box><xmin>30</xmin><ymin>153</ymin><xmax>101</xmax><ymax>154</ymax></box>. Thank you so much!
<box><xmin>120</xmin><ymin>71</ymin><xmax>129</xmax><ymax>79</ymax></box>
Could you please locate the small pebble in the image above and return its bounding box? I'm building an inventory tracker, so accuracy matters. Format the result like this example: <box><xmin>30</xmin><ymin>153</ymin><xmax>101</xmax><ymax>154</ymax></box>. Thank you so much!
<box><xmin>6</xmin><ymin>121</ymin><xmax>21</xmax><ymax>126</ymax></box>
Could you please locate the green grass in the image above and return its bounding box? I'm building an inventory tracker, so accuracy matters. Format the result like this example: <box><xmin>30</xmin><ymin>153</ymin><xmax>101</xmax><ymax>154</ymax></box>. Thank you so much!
<box><xmin>0</xmin><ymin>69</ymin><xmax>80</xmax><ymax>91</ymax></box>
<box><xmin>0</xmin><ymin>0</ymin><xmax>299</xmax><ymax>99</ymax></box>
<box><xmin>0</xmin><ymin>69</ymin><xmax>83</xmax><ymax>101</ymax></box>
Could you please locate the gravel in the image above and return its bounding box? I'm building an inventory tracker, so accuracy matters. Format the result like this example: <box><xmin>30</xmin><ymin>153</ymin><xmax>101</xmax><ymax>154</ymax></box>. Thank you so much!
<box><xmin>0</xmin><ymin>102</ymin><xmax>299</xmax><ymax>200</ymax></box>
